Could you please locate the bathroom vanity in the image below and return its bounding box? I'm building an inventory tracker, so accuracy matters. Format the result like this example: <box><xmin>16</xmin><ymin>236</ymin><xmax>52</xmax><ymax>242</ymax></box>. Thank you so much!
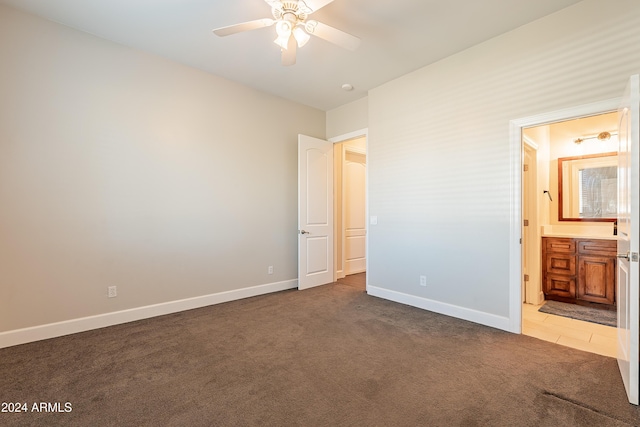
<box><xmin>542</xmin><ymin>236</ymin><xmax>617</xmax><ymax>309</ymax></box>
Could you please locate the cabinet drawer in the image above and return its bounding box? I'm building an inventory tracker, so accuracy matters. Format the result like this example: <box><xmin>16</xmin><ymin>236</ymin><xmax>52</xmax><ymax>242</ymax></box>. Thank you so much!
<box><xmin>544</xmin><ymin>275</ymin><xmax>576</xmax><ymax>298</ymax></box>
<box><xmin>545</xmin><ymin>238</ymin><xmax>575</xmax><ymax>254</ymax></box>
<box><xmin>578</xmin><ymin>239</ymin><xmax>617</xmax><ymax>256</ymax></box>
<box><xmin>545</xmin><ymin>253</ymin><xmax>576</xmax><ymax>276</ymax></box>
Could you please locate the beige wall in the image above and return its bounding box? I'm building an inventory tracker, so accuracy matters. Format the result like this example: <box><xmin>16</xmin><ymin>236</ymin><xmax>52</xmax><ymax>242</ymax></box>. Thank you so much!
<box><xmin>367</xmin><ymin>0</ymin><xmax>640</xmax><ymax>324</ymax></box>
<box><xmin>326</xmin><ymin>97</ymin><xmax>368</xmax><ymax>139</ymax></box>
<box><xmin>0</xmin><ymin>5</ymin><xmax>325</xmax><ymax>333</ymax></box>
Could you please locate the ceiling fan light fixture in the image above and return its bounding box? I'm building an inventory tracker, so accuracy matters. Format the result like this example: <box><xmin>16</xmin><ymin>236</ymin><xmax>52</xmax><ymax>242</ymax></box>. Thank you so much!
<box><xmin>275</xmin><ymin>20</ymin><xmax>292</xmax><ymax>37</ymax></box>
<box><xmin>266</xmin><ymin>0</ymin><xmax>283</xmax><ymax>10</ymax></box>
<box><xmin>274</xmin><ymin>19</ymin><xmax>293</xmax><ymax>49</ymax></box>
<box><xmin>293</xmin><ymin>25</ymin><xmax>310</xmax><ymax>47</ymax></box>
<box><xmin>212</xmin><ymin>0</ymin><xmax>361</xmax><ymax>66</ymax></box>
<box><xmin>305</xmin><ymin>20</ymin><xmax>318</xmax><ymax>34</ymax></box>
<box><xmin>274</xmin><ymin>34</ymin><xmax>291</xmax><ymax>50</ymax></box>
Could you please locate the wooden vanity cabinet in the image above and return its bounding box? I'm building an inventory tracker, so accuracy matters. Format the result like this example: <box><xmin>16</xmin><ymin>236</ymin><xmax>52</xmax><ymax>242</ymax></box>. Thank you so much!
<box><xmin>542</xmin><ymin>237</ymin><xmax>616</xmax><ymax>308</ymax></box>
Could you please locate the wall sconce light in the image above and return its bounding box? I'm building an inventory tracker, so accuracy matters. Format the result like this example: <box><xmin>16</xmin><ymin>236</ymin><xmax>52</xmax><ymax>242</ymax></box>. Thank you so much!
<box><xmin>574</xmin><ymin>131</ymin><xmax>617</xmax><ymax>144</ymax></box>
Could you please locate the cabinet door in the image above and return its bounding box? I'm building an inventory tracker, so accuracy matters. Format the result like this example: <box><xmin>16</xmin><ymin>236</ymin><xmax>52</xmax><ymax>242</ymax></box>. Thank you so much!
<box><xmin>577</xmin><ymin>255</ymin><xmax>615</xmax><ymax>305</ymax></box>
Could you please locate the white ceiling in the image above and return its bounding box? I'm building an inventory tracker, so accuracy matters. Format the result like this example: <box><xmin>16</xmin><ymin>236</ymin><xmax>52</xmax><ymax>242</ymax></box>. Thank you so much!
<box><xmin>0</xmin><ymin>0</ymin><xmax>583</xmax><ymax>111</ymax></box>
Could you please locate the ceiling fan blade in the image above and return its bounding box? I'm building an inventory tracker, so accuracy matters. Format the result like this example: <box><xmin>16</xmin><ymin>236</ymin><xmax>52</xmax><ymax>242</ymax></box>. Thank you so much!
<box><xmin>281</xmin><ymin>35</ymin><xmax>297</xmax><ymax>66</ymax></box>
<box><xmin>213</xmin><ymin>18</ymin><xmax>275</xmax><ymax>37</ymax></box>
<box><xmin>305</xmin><ymin>20</ymin><xmax>360</xmax><ymax>51</ymax></box>
<box><xmin>302</xmin><ymin>0</ymin><xmax>335</xmax><ymax>12</ymax></box>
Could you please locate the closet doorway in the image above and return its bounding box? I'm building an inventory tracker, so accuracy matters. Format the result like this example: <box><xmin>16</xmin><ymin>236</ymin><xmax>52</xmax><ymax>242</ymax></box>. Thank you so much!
<box><xmin>333</xmin><ymin>136</ymin><xmax>367</xmax><ymax>280</ymax></box>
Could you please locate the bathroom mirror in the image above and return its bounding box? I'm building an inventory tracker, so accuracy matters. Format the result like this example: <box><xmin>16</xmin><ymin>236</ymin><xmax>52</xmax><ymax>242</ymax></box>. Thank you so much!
<box><xmin>558</xmin><ymin>152</ymin><xmax>618</xmax><ymax>222</ymax></box>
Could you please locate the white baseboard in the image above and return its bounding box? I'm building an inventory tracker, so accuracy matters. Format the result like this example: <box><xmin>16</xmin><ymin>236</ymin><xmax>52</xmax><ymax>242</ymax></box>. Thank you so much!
<box><xmin>0</xmin><ymin>279</ymin><xmax>298</xmax><ymax>349</ymax></box>
<box><xmin>367</xmin><ymin>286</ymin><xmax>512</xmax><ymax>332</ymax></box>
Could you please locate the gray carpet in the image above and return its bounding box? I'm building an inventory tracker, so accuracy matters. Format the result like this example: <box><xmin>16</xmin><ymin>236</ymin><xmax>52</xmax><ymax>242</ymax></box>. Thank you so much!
<box><xmin>539</xmin><ymin>300</ymin><xmax>617</xmax><ymax>327</ymax></box>
<box><xmin>1</xmin><ymin>274</ymin><xmax>640</xmax><ymax>426</ymax></box>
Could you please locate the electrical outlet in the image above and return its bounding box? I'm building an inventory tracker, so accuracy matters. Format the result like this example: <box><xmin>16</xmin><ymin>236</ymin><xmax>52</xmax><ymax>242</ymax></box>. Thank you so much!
<box><xmin>268</xmin><ymin>266</ymin><xmax>274</xmax><ymax>275</ymax></box>
<box><xmin>108</xmin><ymin>286</ymin><xmax>117</xmax><ymax>298</ymax></box>
<box><xmin>419</xmin><ymin>275</ymin><xmax>427</xmax><ymax>287</ymax></box>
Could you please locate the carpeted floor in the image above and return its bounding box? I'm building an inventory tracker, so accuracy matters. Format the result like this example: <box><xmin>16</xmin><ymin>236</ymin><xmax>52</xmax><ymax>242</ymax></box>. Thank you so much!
<box><xmin>539</xmin><ymin>300</ymin><xmax>617</xmax><ymax>327</ymax></box>
<box><xmin>2</xmin><ymin>273</ymin><xmax>640</xmax><ymax>426</ymax></box>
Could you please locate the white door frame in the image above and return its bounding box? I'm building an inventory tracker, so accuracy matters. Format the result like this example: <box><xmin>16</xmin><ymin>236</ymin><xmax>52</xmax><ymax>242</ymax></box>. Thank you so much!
<box><xmin>522</xmin><ymin>138</ymin><xmax>540</xmax><ymax>305</ymax></box>
<box><xmin>508</xmin><ymin>98</ymin><xmax>620</xmax><ymax>333</ymax></box>
<box><xmin>329</xmin><ymin>128</ymin><xmax>369</xmax><ymax>284</ymax></box>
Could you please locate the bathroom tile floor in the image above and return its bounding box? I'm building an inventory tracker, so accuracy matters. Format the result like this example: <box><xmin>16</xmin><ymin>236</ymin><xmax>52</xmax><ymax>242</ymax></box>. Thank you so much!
<box><xmin>522</xmin><ymin>302</ymin><xmax>617</xmax><ymax>358</ymax></box>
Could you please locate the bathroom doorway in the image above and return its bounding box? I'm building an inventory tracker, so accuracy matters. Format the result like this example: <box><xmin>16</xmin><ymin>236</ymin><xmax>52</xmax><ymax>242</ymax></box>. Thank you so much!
<box><xmin>521</xmin><ymin>111</ymin><xmax>619</xmax><ymax>357</ymax></box>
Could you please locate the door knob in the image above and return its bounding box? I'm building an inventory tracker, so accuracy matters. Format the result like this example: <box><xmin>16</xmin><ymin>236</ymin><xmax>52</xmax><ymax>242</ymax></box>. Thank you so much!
<box><xmin>300</xmin><ymin>230</ymin><xmax>311</xmax><ymax>235</ymax></box>
<box><xmin>617</xmin><ymin>252</ymin><xmax>630</xmax><ymax>261</ymax></box>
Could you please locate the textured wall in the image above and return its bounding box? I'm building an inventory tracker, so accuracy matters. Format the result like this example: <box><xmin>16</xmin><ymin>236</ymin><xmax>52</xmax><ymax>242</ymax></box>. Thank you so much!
<box><xmin>367</xmin><ymin>0</ymin><xmax>640</xmax><ymax>321</ymax></box>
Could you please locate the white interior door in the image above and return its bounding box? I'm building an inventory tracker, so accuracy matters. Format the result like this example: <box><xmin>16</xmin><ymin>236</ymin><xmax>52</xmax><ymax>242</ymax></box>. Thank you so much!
<box><xmin>343</xmin><ymin>149</ymin><xmax>366</xmax><ymax>275</ymax></box>
<box><xmin>617</xmin><ymin>74</ymin><xmax>639</xmax><ymax>405</ymax></box>
<box><xmin>298</xmin><ymin>134</ymin><xmax>334</xmax><ymax>290</ymax></box>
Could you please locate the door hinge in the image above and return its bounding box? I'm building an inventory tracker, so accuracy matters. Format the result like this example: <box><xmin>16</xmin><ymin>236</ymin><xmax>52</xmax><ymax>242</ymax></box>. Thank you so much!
<box><xmin>523</xmin><ymin>219</ymin><xmax>529</xmax><ymax>226</ymax></box>
<box><xmin>523</xmin><ymin>164</ymin><xmax>529</xmax><ymax>172</ymax></box>
<box><xmin>524</xmin><ymin>274</ymin><xmax>530</xmax><ymax>282</ymax></box>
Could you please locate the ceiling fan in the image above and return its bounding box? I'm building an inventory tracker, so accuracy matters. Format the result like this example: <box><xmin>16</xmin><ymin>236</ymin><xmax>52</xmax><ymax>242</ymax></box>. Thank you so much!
<box><xmin>212</xmin><ymin>0</ymin><xmax>360</xmax><ymax>66</ymax></box>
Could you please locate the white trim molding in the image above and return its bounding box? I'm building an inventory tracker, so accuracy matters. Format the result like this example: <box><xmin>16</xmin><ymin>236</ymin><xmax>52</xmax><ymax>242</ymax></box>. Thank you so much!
<box><xmin>508</xmin><ymin>117</ymin><xmax>523</xmax><ymax>333</ymax></box>
<box><xmin>0</xmin><ymin>279</ymin><xmax>298</xmax><ymax>349</ymax></box>
<box><xmin>328</xmin><ymin>128</ymin><xmax>368</xmax><ymax>143</ymax></box>
<box><xmin>511</xmin><ymin>98</ymin><xmax>620</xmax><ymax>129</ymax></box>
<box><xmin>367</xmin><ymin>286</ymin><xmax>512</xmax><ymax>332</ymax></box>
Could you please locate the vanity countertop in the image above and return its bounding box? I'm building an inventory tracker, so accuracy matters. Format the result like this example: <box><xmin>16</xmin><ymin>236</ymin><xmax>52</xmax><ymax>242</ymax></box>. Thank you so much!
<box><xmin>541</xmin><ymin>233</ymin><xmax>618</xmax><ymax>241</ymax></box>
<box><xmin>541</xmin><ymin>225</ymin><xmax>618</xmax><ymax>241</ymax></box>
